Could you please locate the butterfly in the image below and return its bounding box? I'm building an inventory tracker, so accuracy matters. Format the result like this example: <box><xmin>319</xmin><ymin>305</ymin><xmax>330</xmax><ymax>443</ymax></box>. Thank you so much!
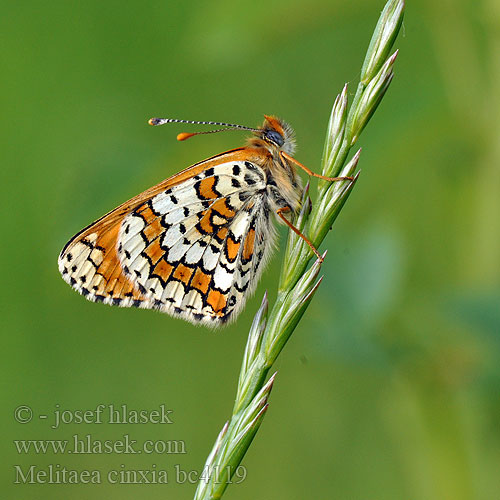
<box><xmin>58</xmin><ymin>115</ymin><xmax>352</xmax><ymax>326</ymax></box>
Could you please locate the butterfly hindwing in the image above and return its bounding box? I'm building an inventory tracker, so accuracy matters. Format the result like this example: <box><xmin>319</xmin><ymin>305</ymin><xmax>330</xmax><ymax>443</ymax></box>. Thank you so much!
<box><xmin>58</xmin><ymin>152</ymin><xmax>275</xmax><ymax>325</ymax></box>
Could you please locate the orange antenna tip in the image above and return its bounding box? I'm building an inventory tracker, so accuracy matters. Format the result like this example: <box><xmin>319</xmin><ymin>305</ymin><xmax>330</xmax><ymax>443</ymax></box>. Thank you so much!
<box><xmin>177</xmin><ymin>132</ymin><xmax>196</xmax><ymax>141</ymax></box>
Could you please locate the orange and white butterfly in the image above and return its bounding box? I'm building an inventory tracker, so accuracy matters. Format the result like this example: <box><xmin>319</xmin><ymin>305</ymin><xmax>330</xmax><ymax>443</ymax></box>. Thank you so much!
<box><xmin>58</xmin><ymin>115</ymin><xmax>351</xmax><ymax>326</ymax></box>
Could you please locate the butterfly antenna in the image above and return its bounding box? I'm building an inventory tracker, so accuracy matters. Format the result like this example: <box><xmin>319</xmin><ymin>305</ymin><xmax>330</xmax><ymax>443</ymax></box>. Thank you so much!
<box><xmin>148</xmin><ymin>117</ymin><xmax>259</xmax><ymax>141</ymax></box>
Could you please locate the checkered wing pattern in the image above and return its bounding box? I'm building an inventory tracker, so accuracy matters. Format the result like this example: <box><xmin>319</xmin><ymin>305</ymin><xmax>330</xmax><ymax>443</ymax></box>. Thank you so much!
<box><xmin>58</xmin><ymin>155</ymin><xmax>274</xmax><ymax>325</ymax></box>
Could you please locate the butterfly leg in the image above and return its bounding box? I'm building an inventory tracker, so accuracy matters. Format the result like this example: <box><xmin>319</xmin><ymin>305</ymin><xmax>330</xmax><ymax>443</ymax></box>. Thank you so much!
<box><xmin>280</xmin><ymin>151</ymin><xmax>354</xmax><ymax>182</ymax></box>
<box><xmin>276</xmin><ymin>207</ymin><xmax>324</xmax><ymax>263</ymax></box>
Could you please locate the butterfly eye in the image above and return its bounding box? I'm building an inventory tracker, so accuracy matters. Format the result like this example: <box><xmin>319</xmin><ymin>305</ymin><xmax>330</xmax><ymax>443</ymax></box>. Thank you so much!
<box><xmin>264</xmin><ymin>129</ymin><xmax>284</xmax><ymax>147</ymax></box>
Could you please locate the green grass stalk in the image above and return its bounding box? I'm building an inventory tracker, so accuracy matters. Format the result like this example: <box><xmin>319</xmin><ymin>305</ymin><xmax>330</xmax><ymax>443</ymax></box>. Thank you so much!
<box><xmin>193</xmin><ymin>2</ymin><xmax>405</xmax><ymax>498</ymax></box>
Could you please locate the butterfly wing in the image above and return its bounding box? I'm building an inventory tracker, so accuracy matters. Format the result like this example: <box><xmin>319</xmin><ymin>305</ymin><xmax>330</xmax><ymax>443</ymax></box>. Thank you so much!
<box><xmin>58</xmin><ymin>149</ymin><xmax>275</xmax><ymax>325</ymax></box>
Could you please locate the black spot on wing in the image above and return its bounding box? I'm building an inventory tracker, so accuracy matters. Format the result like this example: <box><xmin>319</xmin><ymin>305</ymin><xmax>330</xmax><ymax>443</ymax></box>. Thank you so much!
<box><xmin>244</xmin><ymin>161</ymin><xmax>265</xmax><ymax>180</ymax></box>
<box><xmin>244</xmin><ymin>174</ymin><xmax>256</xmax><ymax>186</ymax></box>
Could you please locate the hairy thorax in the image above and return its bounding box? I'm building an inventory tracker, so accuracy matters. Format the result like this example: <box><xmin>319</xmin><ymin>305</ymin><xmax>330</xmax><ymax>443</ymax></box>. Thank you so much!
<box><xmin>245</xmin><ymin>143</ymin><xmax>303</xmax><ymax>219</ymax></box>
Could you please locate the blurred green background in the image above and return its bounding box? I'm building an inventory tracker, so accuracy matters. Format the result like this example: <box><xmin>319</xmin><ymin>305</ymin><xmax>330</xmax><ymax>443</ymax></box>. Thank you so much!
<box><xmin>2</xmin><ymin>0</ymin><xmax>500</xmax><ymax>498</ymax></box>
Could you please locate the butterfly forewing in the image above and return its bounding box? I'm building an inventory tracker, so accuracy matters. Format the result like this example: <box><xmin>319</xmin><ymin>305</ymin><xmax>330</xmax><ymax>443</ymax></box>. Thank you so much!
<box><xmin>58</xmin><ymin>151</ymin><xmax>275</xmax><ymax>325</ymax></box>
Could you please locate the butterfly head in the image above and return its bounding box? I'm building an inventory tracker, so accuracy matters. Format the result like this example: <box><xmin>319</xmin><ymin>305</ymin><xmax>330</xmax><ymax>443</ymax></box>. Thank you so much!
<box><xmin>252</xmin><ymin>115</ymin><xmax>296</xmax><ymax>155</ymax></box>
